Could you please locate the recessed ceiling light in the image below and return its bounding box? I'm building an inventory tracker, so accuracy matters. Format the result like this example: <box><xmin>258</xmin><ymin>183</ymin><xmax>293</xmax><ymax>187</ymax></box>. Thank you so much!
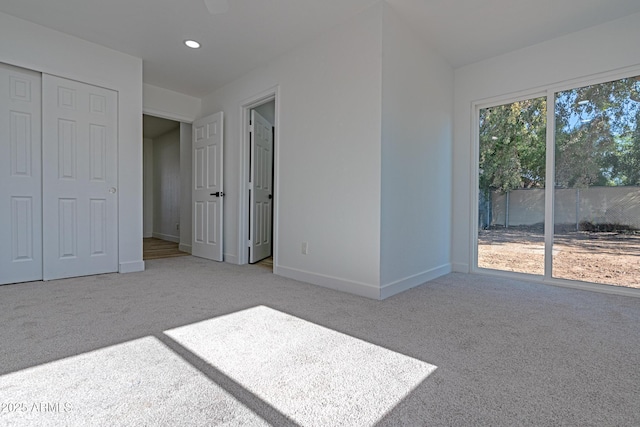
<box><xmin>184</xmin><ymin>40</ymin><xmax>201</xmax><ymax>49</ymax></box>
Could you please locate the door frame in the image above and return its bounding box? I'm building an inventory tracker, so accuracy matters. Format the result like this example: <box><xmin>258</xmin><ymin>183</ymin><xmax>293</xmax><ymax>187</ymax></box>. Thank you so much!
<box><xmin>238</xmin><ymin>86</ymin><xmax>279</xmax><ymax>267</ymax></box>
<box><xmin>141</xmin><ymin>109</ymin><xmax>193</xmax><ymax>254</ymax></box>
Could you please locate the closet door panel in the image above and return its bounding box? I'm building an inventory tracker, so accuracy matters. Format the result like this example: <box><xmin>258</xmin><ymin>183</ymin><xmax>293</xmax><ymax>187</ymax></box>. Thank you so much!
<box><xmin>42</xmin><ymin>75</ymin><xmax>118</xmax><ymax>280</ymax></box>
<box><xmin>0</xmin><ymin>63</ymin><xmax>42</xmax><ymax>285</ymax></box>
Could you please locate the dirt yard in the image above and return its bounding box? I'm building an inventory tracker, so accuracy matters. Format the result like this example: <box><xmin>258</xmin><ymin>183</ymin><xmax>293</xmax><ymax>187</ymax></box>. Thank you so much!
<box><xmin>478</xmin><ymin>227</ymin><xmax>640</xmax><ymax>289</ymax></box>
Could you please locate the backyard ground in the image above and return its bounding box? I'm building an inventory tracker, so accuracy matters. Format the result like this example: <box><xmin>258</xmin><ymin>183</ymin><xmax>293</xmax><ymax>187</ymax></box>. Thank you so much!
<box><xmin>478</xmin><ymin>227</ymin><xmax>640</xmax><ymax>289</ymax></box>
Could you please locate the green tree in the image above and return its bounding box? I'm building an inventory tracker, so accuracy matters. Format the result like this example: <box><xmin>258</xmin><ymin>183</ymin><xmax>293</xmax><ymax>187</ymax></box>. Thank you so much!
<box><xmin>479</xmin><ymin>76</ymin><xmax>640</xmax><ymax>198</ymax></box>
<box><xmin>554</xmin><ymin>76</ymin><xmax>640</xmax><ymax>188</ymax></box>
<box><xmin>479</xmin><ymin>97</ymin><xmax>546</xmax><ymax>196</ymax></box>
<box><xmin>611</xmin><ymin>109</ymin><xmax>640</xmax><ymax>185</ymax></box>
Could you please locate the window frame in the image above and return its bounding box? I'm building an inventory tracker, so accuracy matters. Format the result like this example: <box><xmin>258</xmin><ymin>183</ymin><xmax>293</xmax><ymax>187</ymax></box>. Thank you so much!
<box><xmin>470</xmin><ymin>65</ymin><xmax>640</xmax><ymax>296</ymax></box>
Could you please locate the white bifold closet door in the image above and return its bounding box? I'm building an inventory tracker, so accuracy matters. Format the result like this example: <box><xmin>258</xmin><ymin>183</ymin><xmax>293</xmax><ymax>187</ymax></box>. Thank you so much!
<box><xmin>42</xmin><ymin>74</ymin><xmax>118</xmax><ymax>280</ymax></box>
<box><xmin>0</xmin><ymin>64</ymin><xmax>42</xmax><ymax>285</ymax></box>
<box><xmin>1</xmin><ymin>67</ymin><xmax>118</xmax><ymax>285</ymax></box>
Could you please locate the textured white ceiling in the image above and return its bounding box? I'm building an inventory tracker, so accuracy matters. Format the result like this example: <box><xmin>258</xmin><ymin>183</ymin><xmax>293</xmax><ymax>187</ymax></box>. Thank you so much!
<box><xmin>2</xmin><ymin>0</ymin><xmax>640</xmax><ymax>98</ymax></box>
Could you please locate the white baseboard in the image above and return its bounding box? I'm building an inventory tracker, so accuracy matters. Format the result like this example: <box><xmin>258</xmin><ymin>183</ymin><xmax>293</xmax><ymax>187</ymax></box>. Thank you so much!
<box><xmin>224</xmin><ymin>253</ymin><xmax>240</xmax><ymax>265</ymax></box>
<box><xmin>179</xmin><ymin>243</ymin><xmax>192</xmax><ymax>254</ymax></box>
<box><xmin>380</xmin><ymin>264</ymin><xmax>452</xmax><ymax>299</ymax></box>
<box><xmin>152</xmin><ymin>232</ymin><xmax>179</xmax><ymax>243</ymax></box>
<box><xmin>119</xmin><ymin>260</ymin><xmax>145</xmax><ymax>273</ymax></box>
<box><xmin>275</xmin><ymin>266</ymin><xmax>382</xmax><ymax>300</ymax></box>
<box><xmin>452</xmin><ymin>262</ymin><xmax>470</xmax><ymax>273</ymax></box>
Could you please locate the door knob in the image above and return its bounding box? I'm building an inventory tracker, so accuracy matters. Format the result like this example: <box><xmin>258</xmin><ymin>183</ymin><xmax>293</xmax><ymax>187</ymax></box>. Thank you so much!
<box><xmin>268</xmin><ymin>194</ymin><xmax>272</xmax><ymax>199</ymax></box>
<box><xmin>109</xmin><ymin>187</ymin><xmax>117</xmax><ymax>194</ymax></box>
<box><xmin>210</xmin><ymin>192</ymin><xmax>225</xmax><ymax>197</ymax></box>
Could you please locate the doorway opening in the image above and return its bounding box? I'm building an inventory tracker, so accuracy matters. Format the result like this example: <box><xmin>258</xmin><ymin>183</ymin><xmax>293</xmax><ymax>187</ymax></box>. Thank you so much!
<box><xmin>240</xmin><ymin>88</ymin><xmax>279</xmax><ymax>270</ymax></box>
<box><xmin>249</xmin><ymin>100</ymin><xmax>275</xmax><ymax>268</ymax></box>
<box><xmin>142</xmin><ymin>114</ymin><xmax>190</xmax><ymax>261</ymax></box>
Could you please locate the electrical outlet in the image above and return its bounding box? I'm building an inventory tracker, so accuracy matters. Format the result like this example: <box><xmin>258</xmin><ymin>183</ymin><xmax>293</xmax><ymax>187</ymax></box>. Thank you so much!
<box><xmin>301</xmin><ymin>242</ymin><xmax>308</xmax><ymax>255</ymax></box>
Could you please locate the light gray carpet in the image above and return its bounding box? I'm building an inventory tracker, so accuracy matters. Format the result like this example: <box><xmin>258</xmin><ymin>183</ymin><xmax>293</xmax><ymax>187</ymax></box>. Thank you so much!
<box><xmin>1</xmin><ymin>256</ymin><xmax>639</xmax><ymax>426</ymax></box>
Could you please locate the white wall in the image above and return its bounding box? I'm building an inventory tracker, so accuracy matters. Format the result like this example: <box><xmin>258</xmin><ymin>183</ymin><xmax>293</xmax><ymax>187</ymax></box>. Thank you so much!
<box><xmin>201</xmin><ymin>2</ymin><xmax>456</xmax><ymax>299</ymax></box>
<box><xmin>0</xmin><ymin>11</ymin><xmax>144</xmax><ymax>273</ymax></box>
<box><xmin>202</xmin><ymin>3</ymin><xmax>384</xmax><ymax>297</ymax></box>
<box><xmin>380</xmin><ymin>4</ymin><xmax>453</xmax><ymax>298</ymax></box>
<box><xmin>143</xmin><ymin>83</ymin><xmax>202</xmax><ymax>122</ymax></box>
<box><xmin>179</xmin><ymin>123</ymin><xmax>193</xmax><ymax>253</ymax></box>
<box><xmin>143</xmin><ymin>138</ymin><xmax>154</xmax><ymax>238</ymax></box>
<box><xmin>452</xmin><ymin>12</ymin><xmax>640</xmax><ymax>272</ymax></box>
<box><xmin>152</xmin><ymin>128</ymin><xmax>181</xmax><ymax>242</ymax></box>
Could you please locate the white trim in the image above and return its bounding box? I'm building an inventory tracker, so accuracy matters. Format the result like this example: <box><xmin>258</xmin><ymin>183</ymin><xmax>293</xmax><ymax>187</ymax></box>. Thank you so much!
<box><xmin>224</xmin><ymin>253</ymin><xmax>240</xmax><ymax>265</ymax></box>
<box><xmin>469</xmin><ymin>102</ymin><xmax>479</xmax><ymax>274</ymax></box>
<box><xmin>469</xmin><ymin>64</ymin><xmax>640</xmax><ymax>111</ymax></box>
<box><xmin>544</xmin><ymin>64</ymin><xmax>640</xmax><ymax>95</ymax></box>
<box><xmin>472</xmin><ymin>89</ymin><xmax>549</xmax><ymax>111</ymax></box>
<box><xmin>544</xmin><ymin>90</ymin><xmax>555</xmax><ymax>279</ymax></box>
<box><xmin>238</xmin><ymin>85</ymin><xmax>280</xmax><ymax>266</ymax></box>
<box><xmin>143</xmin><ymin>110</ymin><xmax>192</xmax><ymax>262</ymax></box>
<box><xmin>119</xmin><ymin>261</ymin><xmax>145</xmax><ymax>274</ymax></box>
<box><xmin>452</xmin><ymin>262</ymin><xmax>470</xmax><ymax>273</ymax></box>
<box><xmin>275</xmin><ymin>266</ymin><xmax>382</xmax><ymax>300</ymax></box>
<box><xmin>152</xmin><ymin>232</ymin><xmax>180</xmax><ymax>243</ymax></box>
<box><xmin>143</xmin><ymin>107</ymin><xmax>193</xmax><ymax>124</ymax></box>
<box><xmin>380</xmin><ymin>264</ymin><xmax>452</xmax><ymax>299</ymax></box>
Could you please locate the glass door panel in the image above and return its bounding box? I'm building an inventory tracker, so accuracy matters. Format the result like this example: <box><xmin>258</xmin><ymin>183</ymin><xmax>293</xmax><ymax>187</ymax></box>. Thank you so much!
<box><xmin>553</xmin><ymin>76</ymin><xmax>640</xmax><ymax>288</ymax></box>
<box><xmin>478</xmin><ymin>97</ymin><xmax>547</xmax><ymax>275</ymax></box>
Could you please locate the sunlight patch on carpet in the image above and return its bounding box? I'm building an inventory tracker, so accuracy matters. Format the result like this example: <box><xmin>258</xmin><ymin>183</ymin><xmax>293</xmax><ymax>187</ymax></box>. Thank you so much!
<box><xmin>165</xmin><ymin>306</ymin><xmax>437</xmax><ymax>426</ymax></box>
<box><xmin>0</xmin><ymin>337</ymin><xmax>268</xmax><ymax>426</ymax></box>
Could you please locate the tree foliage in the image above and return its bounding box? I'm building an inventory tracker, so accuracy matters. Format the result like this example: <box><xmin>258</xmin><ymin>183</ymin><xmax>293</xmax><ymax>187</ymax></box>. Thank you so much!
<box><xmin>614</xmin><ymin>111</ymin><xmax>640</xmax><ymax>185</ymax></box>
<box><xmin>555</xmin><ymin>77</ymin><xmax>640</xmax><ymax>188</ymax></box>
<box><xmin>479</xmin><ymin>97</ymin><xmax>546</xmax><ymax>195</ymax></box>
<box><xmin>479</xmin><ymin>75</ymin><xmax>640</xmax><ymax>194</ymax></box>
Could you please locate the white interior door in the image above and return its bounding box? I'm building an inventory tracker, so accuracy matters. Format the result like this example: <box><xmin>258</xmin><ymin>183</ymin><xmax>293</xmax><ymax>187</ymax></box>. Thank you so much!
<box><xmin>192</xmin><ymin>112</ymin><xmax>224</xmax><ymax>261</ymax></box>
<box><xmin>249</xmin><ymin>110</ymin><xmax>273</xmax><ymax>263</ymax></box>
<box><xmin>0</xmin><ymin>63</ymin><xmax>42</xmax><ymax>285</ymax></box>
<box><xmin>42</xmin><ymin>74</ymin><xmax>118</xmax><ymax>280</ymax></box>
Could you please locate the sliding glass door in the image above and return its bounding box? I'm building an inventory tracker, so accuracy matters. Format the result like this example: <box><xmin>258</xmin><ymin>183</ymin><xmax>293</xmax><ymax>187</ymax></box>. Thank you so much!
<box><xmin>477</xmin><ymin>74</ymin><xmax>640</xmax><ymax>289</ymax></box>
<box><xmin>477</xmin><ymin>97</ymin><xmax>546</xmax><ymax>275</ymax></box>
<box><xmin>553</xmin><ymin>77</ymin><xmax>640</xmax><ymax>287</ymax></box>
